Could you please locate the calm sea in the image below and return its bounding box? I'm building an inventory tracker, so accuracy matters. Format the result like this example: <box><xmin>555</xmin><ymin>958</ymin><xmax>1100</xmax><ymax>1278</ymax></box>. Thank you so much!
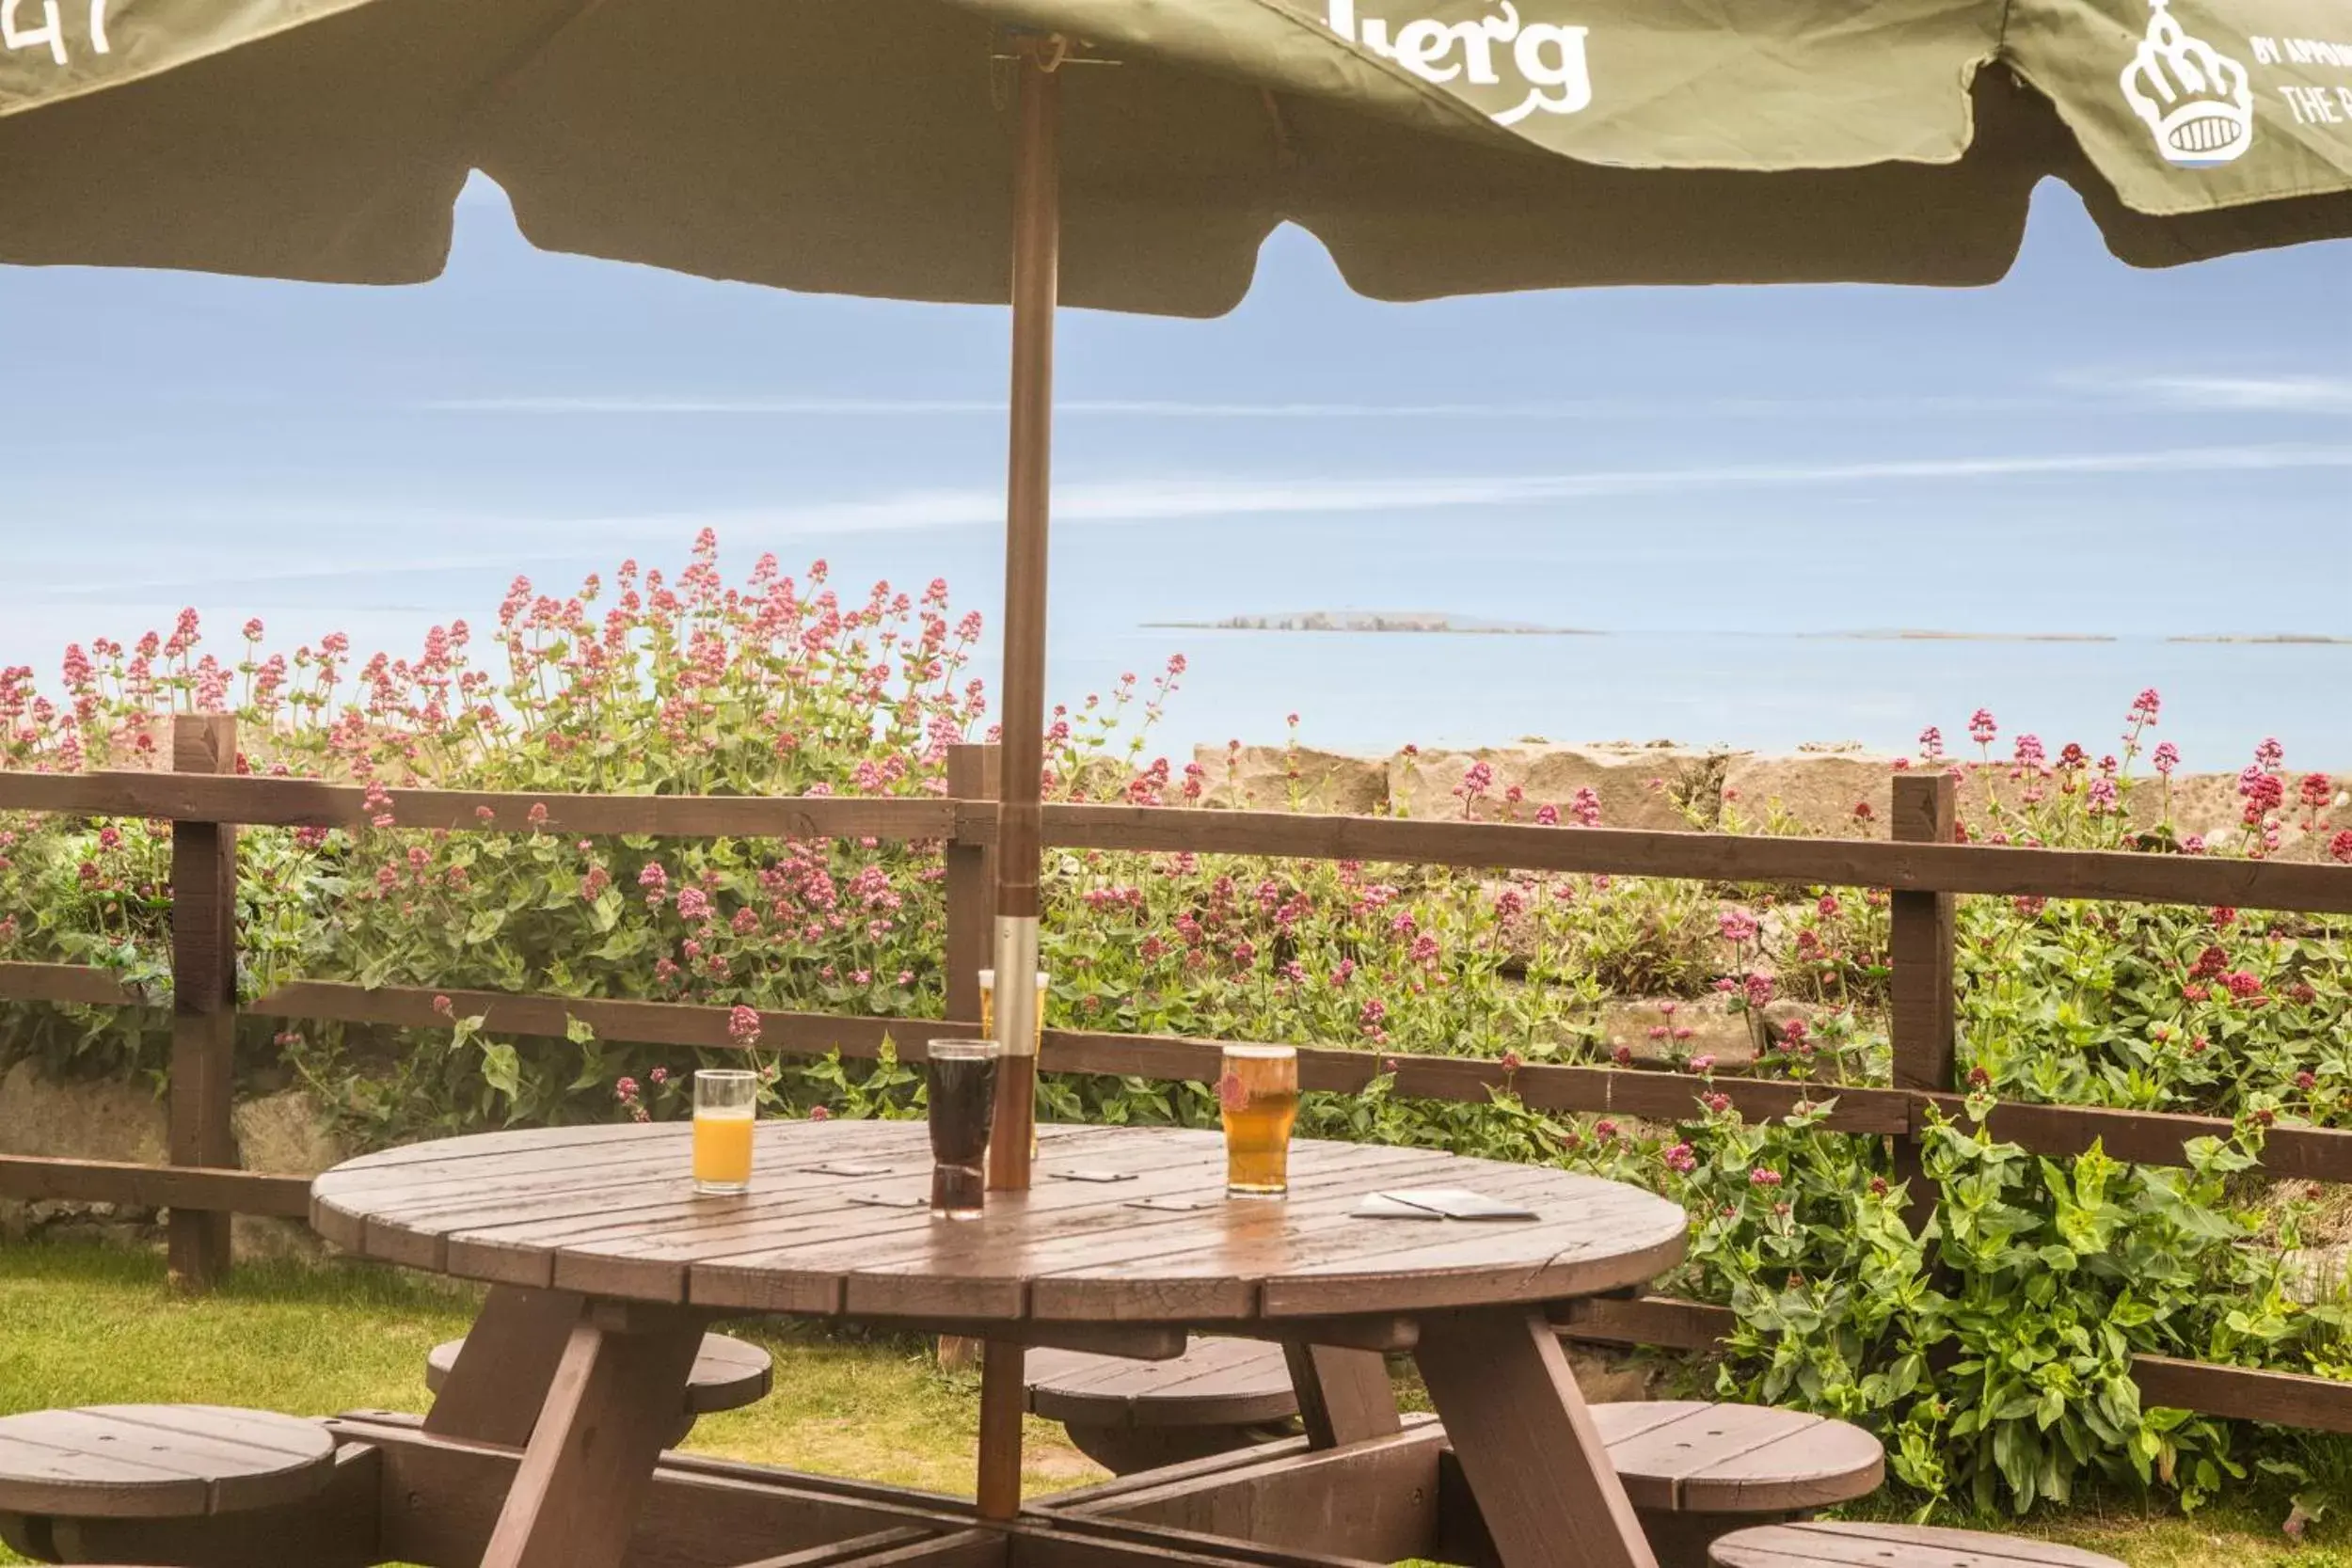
<box><xmin>6</xmin><ymin>595</ymin><xmax>2343</xmax><ymax>773</ymax></box>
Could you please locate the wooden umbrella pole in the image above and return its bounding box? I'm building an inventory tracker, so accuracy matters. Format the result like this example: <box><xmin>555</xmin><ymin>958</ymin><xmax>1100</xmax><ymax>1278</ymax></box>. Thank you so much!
<box><xmin>987</xmin><ymin>43</ymin><xmax>1057</xmax><ymax>1199</ymax></box>
<box><xmin>977</xmin><ymin>40</ymin><xmax>1060</xmax><ymax>1529</ymax></box>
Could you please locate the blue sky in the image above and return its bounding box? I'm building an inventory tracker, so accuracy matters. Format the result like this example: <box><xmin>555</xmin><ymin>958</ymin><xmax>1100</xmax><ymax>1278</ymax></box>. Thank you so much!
<box><xmin>1</xmin><ymin>174</ymin><xmax>2345</xmax><ymax>759</ymax></box>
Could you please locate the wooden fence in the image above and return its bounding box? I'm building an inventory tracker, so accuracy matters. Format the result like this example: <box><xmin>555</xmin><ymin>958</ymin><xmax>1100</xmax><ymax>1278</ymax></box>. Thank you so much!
<box><xmin>5</xmin><ymin>720</ymin><xmax>2352</xmax><ymax>1433</ymax></box>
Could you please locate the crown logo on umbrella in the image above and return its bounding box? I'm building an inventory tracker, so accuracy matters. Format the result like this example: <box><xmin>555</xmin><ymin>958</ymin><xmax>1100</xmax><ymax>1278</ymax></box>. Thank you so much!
<box><xmin>2119</xmin><ymin>0</ymin><xmax>2254</xmax><ymax>166</ymax></box>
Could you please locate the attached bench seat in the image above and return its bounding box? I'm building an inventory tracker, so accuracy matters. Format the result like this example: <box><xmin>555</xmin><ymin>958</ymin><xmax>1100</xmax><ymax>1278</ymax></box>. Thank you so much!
<box><xmin>426</xmin><ymin>1329</ymin><xmax>771</xmax><ymax>1447</ymax></box>
<box><xmin>0</xmin><ymin>1403</ymin><xmax>340</xmax><ymax>1564</ymax></box>
<box><xmin>1710</xmin><ymin>1520</ymin><xmax>2126</xmax><ymax>1567</ymax></box>
<box><xmin>1029</xmin><ymin>1341</ymin><xmax>1886</xmax><ymax>1568</ymax></box>
<box><xmin>1025</xmin><ymin>1338</ymin><xmax>1301</xmax><ymax>1473</ymax></box>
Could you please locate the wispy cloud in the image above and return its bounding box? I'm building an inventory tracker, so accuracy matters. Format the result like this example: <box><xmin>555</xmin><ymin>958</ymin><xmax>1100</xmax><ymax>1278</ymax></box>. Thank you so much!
<box><xmin>2126</xmin><ymin>374</ymin><xmax>2352</xmax><ymax>414</ymax></box>
<box><xmin>421</xmin><ymin>391</ymin><xmax>2045</xmax><ymax>420</ymax></box>
<box><xmin>560</xmin><ymin>441</ymin><xmax>2352</xmax><ymax>537</ymax></box>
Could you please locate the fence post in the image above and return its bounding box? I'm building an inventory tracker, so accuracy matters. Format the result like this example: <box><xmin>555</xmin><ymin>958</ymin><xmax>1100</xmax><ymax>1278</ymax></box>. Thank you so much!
<box><xmin>167</xmin><ymin>714</ymin><xmax>239</xmax><ymax>1292</ymax></box>
<box><xmin>938</xmin><ymin>743</ymin><xmax>999</xmax><ymax>1373</ymax></box>
<box><xmin>1888</xmin><ymin>769</ymin><xmax>1958</xmax><ymax>1239</ymax></box>
<box><xmin>944</xmin><ymin>744</ymin><xmax>1000</xmax><ymax>1029</ymax></box>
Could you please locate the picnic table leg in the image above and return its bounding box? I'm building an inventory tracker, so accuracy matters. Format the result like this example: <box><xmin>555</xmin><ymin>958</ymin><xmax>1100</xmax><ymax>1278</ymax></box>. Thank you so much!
<box><xmin>424</xmin><ymin>1284</ymin><xmax>586</xmax><ymax>1447</ymax></box>
<box><xmin>478</xmin><ymin>1305</ymin><xmax>706</xmax><ymax>1568</ymax></box>
<box><xmin>1415</xmin><ymin>1307</ymin><xmax>1659</xmax><ymax>1568</ymax></box>
<box><xmin>1282</xmin><ymin>1344</ymin><xmax>1402</xmax><ymax>1449</ymax></box>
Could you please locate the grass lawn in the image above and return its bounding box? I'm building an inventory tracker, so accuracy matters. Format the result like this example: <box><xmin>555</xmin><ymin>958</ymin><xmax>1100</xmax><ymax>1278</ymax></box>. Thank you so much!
<box><xmin>0</xmin><ymin>1239</ymin><xmax>2340</xmax><ymax>1567</ymax></box>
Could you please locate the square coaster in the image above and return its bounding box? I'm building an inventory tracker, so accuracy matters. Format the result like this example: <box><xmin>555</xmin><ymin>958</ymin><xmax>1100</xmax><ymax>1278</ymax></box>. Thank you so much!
<box><xmin>845</xmin><ymin>1190</ymin><xmax>929</xmax><ymax>1210</ymax></box>
<box><xmin>1048</xmin><ymin>1168</ymin><xmax>1138</xmax><ymax>1183</ymax></box>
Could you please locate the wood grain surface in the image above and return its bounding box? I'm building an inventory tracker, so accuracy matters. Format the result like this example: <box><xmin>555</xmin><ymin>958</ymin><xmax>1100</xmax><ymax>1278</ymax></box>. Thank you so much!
<box><xmin>313</xmin><ymin>1122</ymin><xmax>1685</xmax><ymax>1328</ymax></box>
<box><xmin>0</xmin><ymin>1405</ymin><xmax>335</xmax><ymax>1519</ymax></box>
<box><xmin>1707</xmin><ymin>1520</ymin><xmax>2123</xmax><ymax>1568</ymax></box>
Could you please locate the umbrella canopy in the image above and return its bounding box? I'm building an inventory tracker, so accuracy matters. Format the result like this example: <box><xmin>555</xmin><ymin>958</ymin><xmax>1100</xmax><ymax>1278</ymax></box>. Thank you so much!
<box><xmin>4</xmin><ymin>0</ymin><xmax>2348</xmax><ymax>310</ymax></box>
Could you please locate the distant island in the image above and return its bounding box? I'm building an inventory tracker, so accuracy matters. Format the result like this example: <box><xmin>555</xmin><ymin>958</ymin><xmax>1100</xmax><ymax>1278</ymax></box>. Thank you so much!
<box><xmin>1146</xmin><ymin>610</ymin><xmax>1600</xmax><ymax>635</ymax></box>
<box><xmin>2168</xmin><ymin>634</ymin><xmax>2352</xmax><ymax>645</ymax></box>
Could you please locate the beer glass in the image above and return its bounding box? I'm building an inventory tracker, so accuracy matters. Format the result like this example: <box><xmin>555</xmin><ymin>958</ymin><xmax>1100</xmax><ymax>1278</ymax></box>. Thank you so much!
<box><xmin>1217</xmin><ymin>1045</ymin><xmax>1299</xmax><ymax>1198</ymax></box>
<box><xmin>691</xmin><ymin>1069</ymin><xmax>758</xmax><ymax>1196</ymax></box>
<box><xmin>977</xmin><ymin>968</ymin><xmax>1048</xmax><ymax>1159</ymax></box>
<box><xmin>927</xmin><ymin>1039</ymin><xmax>1001</xmax><ymax>1219</ymax></box>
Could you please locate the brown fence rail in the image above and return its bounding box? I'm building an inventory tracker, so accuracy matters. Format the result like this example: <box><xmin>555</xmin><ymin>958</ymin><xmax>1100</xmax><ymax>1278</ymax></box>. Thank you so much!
<box><xmin>3</xmin><ymin>721</ymin><xmax>2350</xmax><ymax>1430</ymax></box>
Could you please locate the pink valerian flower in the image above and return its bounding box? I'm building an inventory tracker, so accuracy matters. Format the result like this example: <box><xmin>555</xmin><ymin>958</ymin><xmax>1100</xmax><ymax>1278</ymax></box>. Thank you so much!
<box><xmin>1749</xmin><ymin>1167</ymin><xmax>1784</xmax><ymax>1187</ymax></box>
<box><xmin>1534</xmin><ymin>803</ymin><xmax>1560</xmax><ymax>826</ymax></box>
<box><xmin>1498</xmin><ymin>1050</ymin><xmax>1524</xmax><ymax>1075</ymax></box>
<box><xmin>1662</xmin><ymin>1143</ymin><xmax>1697</xmax><ymax>1175</ymax></box>
<box><xmin>2331</xmin><ymin>830</ymin><xmax>2352</xmax><ymax>865</ymax></box>
<box><xmin>2153</xmin><ymin>741</ymin><xmax>2180</xmax><ymax>777</ymax></box>
<box><xmin>2128</xmin><ymin>688</ymin><xmax>2161</xmax><ymax>725</ymax></box>
<box><xmin>2239</xmin><ymin>767</ymin><xmax>2285</xmax><ymax>823</ymax></box>
<box><xmin>808</xmin><ymin>1104</ymin><xmax>831</xmax><ymax>1121</ymax></box>
<box><xmin>1917</xmin><ymin>725</ymin><xmax>1943</xmax><ymax>760</ymax></box>
<box><xmin>432</xmin><ymin>993</ymin><xmax>454</xmax><ymax>1019</ymax></box>
<box><xmin>675</xmin><ymin>885</ymin><xmax>711</xmax><ymax>922</ymax></box>
<box><xmin>2086</xmin><ymin>777</ymin><xmax>2120</xmax><ymax>815</ymax></box>
<box><xmin>728</xmin><ymin>1006</ymin><xmax>762</xmax><ymax>1046</ymax></box>
<box><xmin>2256</xmin><ymin>736</ymin><xmax>2286</xmax><ymax>772</ymax></box>
<box><xmin>615</xmin><ymin>1076</ymin><xmax>640</xmax><ymax>1102</ymax></box>
<box><xmin>1744</xmin><ymin>973</ymin><xmax>1775</xmax><ymax>1008</ymax></box>
<box><xmin>2297</xmin><ymin>772</ymin><xmax>2335</xmax><ymax>814</ymax></box>
<box><xmin>2224</xmin><ymin>970</ymin><xmax>2264</xmax><ymax>1000</ymax></box>
<box><xmin>1702</xmin><ymin>1092</ymin><xmax>1732</xmax><ymax>1114</ymax></box>
<box><xmin>1968</xmin><ymin>709</ymin><xmax>1997</xmax><ymax>750</ymax></box>
<box><xmin>2012</xmin><ymin>734</ymin><xmax>2045</xmax><ymax>768</ymax></box>
<box><xmin>1688</xmin><ymin>1053</ymin><xmax>1718</xmax><ymax>1074</ymax></box>
<box><xmin>638</xmin><ymin>861</ymin><xmax>670</xmax><ymax>909</ymax></box>
<box><xmin>1718</xmin><ymin>908</ymin><xmax>1758</xmax><ymax>945</ymax></box>
<box><xmin>648</xmin><ymin>1067</ymin><xmax>670</xmax><ymax>1085</ymax></box>
<box><xmin>1569</xmin><ymin>787</ymin><xmax>1602</xmax><ymax>827</ymax></box>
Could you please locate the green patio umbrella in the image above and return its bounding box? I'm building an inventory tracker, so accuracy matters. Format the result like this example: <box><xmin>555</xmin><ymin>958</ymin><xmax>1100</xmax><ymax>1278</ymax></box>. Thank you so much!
<box><xmin>6</xmin><ymin>0</ymin><xmax>2348</xmax><ymax>1521</ymax></box>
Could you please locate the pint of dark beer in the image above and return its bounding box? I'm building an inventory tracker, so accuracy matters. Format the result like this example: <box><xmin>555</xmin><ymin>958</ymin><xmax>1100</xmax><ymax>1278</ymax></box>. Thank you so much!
<box><xmin>927</xmin><ymin>1039</ymin><xmax>1001</xmax><ymax>1219</ymax></box>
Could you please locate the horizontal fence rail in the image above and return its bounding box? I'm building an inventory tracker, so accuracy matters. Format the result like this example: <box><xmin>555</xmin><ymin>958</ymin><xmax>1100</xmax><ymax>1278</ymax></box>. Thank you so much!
<box><xmin>2</xmin><ymin>768</ymin><xmax>2346</xmax><ymax>912</ymax></box>
<box><xmin>0</xmin><ymin>770</ymin><xmax>956</xmax><ymax>842</ymax></box>
<box><xmin>3</xmin><ymin>736</ymin><xmax>2349</xmax><ymax>1427</ymax></box>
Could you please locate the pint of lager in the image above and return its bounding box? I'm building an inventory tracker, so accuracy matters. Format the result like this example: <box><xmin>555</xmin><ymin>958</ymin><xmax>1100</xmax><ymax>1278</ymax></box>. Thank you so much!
<box><xmin>1217</xmin><ymin>1044</ymin><xmax>1299</xmax><ymax>1198</ymax></box>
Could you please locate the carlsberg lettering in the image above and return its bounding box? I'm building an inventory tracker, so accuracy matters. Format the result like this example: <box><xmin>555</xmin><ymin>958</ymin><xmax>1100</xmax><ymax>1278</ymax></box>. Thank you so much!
<box><xmin>1327</xmin><ymin>0</ymin><xmax>1591</xmax><ymax>125</ymax></box>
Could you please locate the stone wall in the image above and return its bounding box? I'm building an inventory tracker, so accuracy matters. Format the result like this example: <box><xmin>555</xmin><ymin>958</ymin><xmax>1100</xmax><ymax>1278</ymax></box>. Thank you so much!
<box><xmin>0</xmin><ymin>1062</ymin><xmax>346</xmax><ymax>1254</ymax></box>
<box><xmin>1192</xmin><ymin>741</ymin><xmax>2345</xmax><ymax>858</ymax></box>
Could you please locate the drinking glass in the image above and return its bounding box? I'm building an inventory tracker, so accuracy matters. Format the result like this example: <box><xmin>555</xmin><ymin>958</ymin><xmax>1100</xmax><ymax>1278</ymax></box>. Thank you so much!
<box><xmin>1217</xmin><ymin>1044</ymin><xmax>1299</xmax><ymax>1198</ymax></box>
<box><xmin>976</xmin><ymin>968</ymin><xmax>1048</xmax><ymax>1047</ymax></box>
<box><xmin>977</xmin><ymin>968</ymin><xmax>1048</xmax><ymax>1158</ymax></box>
<box><xmin>927</xmin><ymin>1039</ymin><xmax>1001</xmax><ymax>1219</ymax></box>
<box><xmin>691</xmin><ymin>1069</ymin><xmax>758</xmax><ymax>1196</ymax></box>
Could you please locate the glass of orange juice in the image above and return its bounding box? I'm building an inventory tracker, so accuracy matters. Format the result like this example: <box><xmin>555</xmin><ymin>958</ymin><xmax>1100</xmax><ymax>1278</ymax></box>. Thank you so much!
<box><xmin>692</xmin><ymin>1069</ymin><xmax>758</xmax><ymax>1196</ymax></box>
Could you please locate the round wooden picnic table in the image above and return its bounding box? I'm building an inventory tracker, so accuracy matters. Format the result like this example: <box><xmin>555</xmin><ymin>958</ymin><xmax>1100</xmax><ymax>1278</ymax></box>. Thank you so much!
<box><xmin>311</xmin><ymin>1118</ymin><xmax>1690</xmax><ymax>1568</ymax></box>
